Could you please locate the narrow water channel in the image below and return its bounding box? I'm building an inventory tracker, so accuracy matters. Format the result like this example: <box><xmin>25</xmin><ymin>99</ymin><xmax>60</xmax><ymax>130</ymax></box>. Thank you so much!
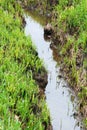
<box><xmin>24</xmin><ymin>13</ymin><xmax>82</xmax><ymax>130</ymax></box>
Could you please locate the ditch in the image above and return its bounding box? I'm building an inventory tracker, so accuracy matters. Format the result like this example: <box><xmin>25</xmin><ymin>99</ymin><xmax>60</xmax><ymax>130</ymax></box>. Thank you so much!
<box><xmin>24</xmin><ymin>11</ymin><xmax>83</xmax><ymax>130</ymax></box>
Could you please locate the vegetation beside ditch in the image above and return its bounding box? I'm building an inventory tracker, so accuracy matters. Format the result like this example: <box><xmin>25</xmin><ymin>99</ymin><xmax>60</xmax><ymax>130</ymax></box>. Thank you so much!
<box><xmin>53</xmin><ymin>0</ymin><xmax>87</xmax><ymax>88</ymax></box>
<box><xmin>52</xmin><ymin>0</ymin><xmax>87</xmax><ymax>126</ymax></box>
<box><xmin>0</xmin><ymin>1</ymin><xmax>51</xmax><ymax>130</ymax></box>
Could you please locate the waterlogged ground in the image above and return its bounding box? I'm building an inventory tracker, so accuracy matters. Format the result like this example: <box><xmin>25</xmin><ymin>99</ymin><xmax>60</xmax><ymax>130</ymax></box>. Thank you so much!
<box><xmin>24</xmin><ymin>12</ymin><xmax>83</xmax><ymax>130</ymax></box>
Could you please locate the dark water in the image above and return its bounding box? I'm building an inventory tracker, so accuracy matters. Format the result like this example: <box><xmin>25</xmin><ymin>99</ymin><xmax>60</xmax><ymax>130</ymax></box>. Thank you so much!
<box><xmin>24</xmin><ymin>13</ymin><xmax>82</xmax><ymax>130</ymax></box>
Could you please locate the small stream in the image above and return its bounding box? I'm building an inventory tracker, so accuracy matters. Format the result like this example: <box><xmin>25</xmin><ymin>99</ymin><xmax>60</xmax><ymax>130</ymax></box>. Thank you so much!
<box><xmin>24</xmin><ymin>12</ymin><xmax>82</xmax><ymax>130</ymax></box>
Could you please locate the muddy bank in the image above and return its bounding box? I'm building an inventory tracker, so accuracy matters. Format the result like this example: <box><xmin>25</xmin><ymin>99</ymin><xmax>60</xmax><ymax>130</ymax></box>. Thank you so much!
<box><xmin>51</xmin><ymin>17</ymin><xmax>86</xmax><ymax>130</ymax></box>
<box><xmin>51</xmin><ymin>35</ymin><xmax>86</xmax><ymax>91</ymax></box>
<box><xmin>50</xmin><ymin>35</ymin><xmax>87</xmax><ymax>124</ymax></box>
<box><xmin>21</xmin><ymin>0</ymin><xmax>54</xmax><ymax>19</ymax></box>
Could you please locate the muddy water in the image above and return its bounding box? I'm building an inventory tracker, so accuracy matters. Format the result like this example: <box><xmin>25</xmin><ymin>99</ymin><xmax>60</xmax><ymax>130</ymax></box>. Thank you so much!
<box><xmin>24</xmin><ymin>13</ymin><xmax>82</xmax><ymax>130</ymax></box>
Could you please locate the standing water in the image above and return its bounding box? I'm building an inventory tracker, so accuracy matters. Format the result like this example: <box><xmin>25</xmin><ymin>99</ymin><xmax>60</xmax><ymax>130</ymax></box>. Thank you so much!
<box><xmin>24</xmin><ymin>13</ymin><xmax>82</xmax><ymax>130</ymax></box>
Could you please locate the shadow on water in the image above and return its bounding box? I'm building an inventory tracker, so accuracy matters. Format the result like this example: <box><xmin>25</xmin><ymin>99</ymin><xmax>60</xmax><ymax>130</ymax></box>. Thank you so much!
<box><xmin>24</xmin><ymin>10</ymin><xmax>50</xmax><ymax>26</ymax></box>
<box><xmin>24</xmin><ymin>11</ymin><xmax>83</xmax><ymax>130</ymax></box>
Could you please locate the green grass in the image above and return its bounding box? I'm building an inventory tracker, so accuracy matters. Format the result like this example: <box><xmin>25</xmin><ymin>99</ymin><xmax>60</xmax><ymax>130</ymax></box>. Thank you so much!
<box><xmin>0</xmin><ymin>1</ymin><xmax>50</xmax><ymax>129</ymax></box>
<box><xmin>53</xmin><ymin>0</ymin><xmax>87</xmax><ymax>127</ymax></box>
<box><xmin>53</xmin><ymin>0</ymin><xmax>87</xmax><ymax>86</ymax></box>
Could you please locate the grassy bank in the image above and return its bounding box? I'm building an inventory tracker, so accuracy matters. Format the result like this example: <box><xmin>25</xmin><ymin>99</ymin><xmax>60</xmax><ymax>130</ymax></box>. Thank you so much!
<box><xmin>0</xmin><ymin>1</ymin><xmax>50</xmax><ymax>130</ymax></box>
<box><xmin>52</xmin><ymin>0</ymin><xmax>87</xmax><ymax>127</ymax></box>
<box><xmin>53</xmin><ymin>0</ymin><xmax>87</xmax><ymax>86</ymax></box>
